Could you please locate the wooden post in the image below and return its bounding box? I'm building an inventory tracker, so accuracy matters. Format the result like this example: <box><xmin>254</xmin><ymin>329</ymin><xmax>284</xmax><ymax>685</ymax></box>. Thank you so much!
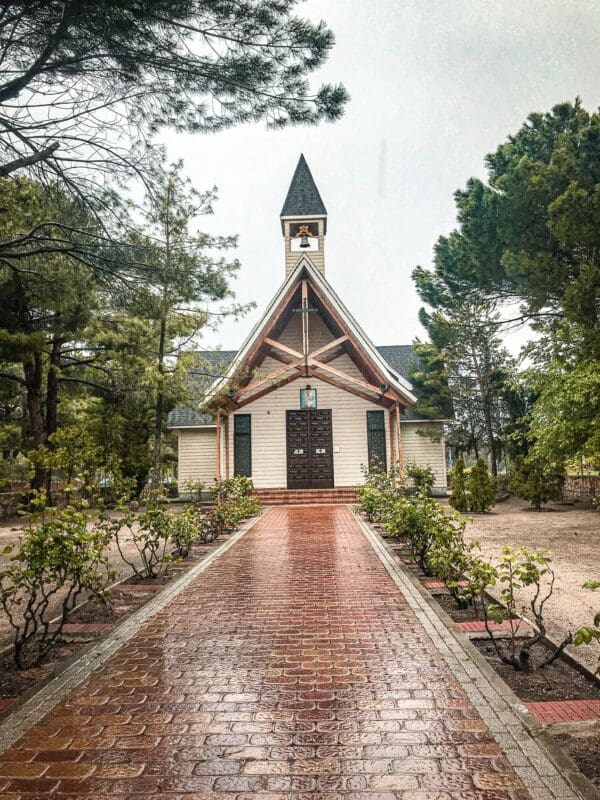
<box><xmin>395</xmin><ymin>404</ymin><xmax>403</xmax><ymax>470</ymax></box>
<box><xmin>301</xmin><ymin>279</ymin><xmax>309</xmax><ymax>375</ymax></box>
<box><xmin>216</xmin><ymin>411</ymin><xmax>222</xmax><ymax>483</ymax></box>
<box><xmin>224</xmin><ymin>414</ymin><xmax>230</xmax><ymax>479</ymax></box>
<box><xmin>388</xmin><ymin>407</ymin><xmax>396</xmax><ymax>488</ymax></box>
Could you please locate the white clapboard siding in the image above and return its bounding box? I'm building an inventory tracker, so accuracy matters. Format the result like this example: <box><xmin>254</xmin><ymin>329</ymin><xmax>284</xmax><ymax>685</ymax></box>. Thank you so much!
<box><xmin>178</xmin><ymin>428</ymin><xmax>217</xmax><ymax>487</ymax></box>
<box><xmin>278</xmin><ymin>312</ymin><xmax>333</xmax><ymax>351</ymax></box>
<box><xmin>401</xmin><ymin>422</ymin><xmax>447</xmax><ymax>492</ymax></box>
<box><xmin>176</xmin><ymin>310</ymin><xmax>447</xmax><ymax>492</ymax></box>
<box><xmin>228</xmin><ymin>376</ymin><xmax>391</xmax><ymax>488</ymax></box>
<box><xmin>177</xmin><ymin>400</ymin><xmax>447</xmax><ymax>492</ymax></box>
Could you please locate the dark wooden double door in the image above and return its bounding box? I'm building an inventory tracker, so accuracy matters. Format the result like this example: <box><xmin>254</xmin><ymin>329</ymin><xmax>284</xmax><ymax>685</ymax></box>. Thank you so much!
<box><xmin>286</xmin><ymin>409</ymin><xmax>334</xmax><ymax>489</ymax></box>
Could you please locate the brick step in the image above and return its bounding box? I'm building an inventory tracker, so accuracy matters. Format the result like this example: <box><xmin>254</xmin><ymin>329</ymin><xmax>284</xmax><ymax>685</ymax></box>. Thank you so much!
<box><xmin>255</xmin><ymin>488</ymin><xmax>358</xmax><ymax>505</ymax></box>
<box><xmin>525</xmin><ymin>700</ymin><xmax>600</xmax><ymax>723</ymax></box>
<box><xmin>424</xmin><ymin>580</ymin><xmax>469</xmax><ymax>590</ymax></box>
<box><xmin>456</xmin><ymin>619</ymin><xmax>533</xmax><ymax>639</ymax></box>
<box><xmin>47</xmin><ymin>623</ymin><xmax>114</xmax><ymax>635</ymax></box>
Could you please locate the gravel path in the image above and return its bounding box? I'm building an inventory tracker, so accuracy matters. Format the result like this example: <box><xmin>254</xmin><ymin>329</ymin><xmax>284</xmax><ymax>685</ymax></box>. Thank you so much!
<box><xmin>464</xmin><ymin>497</ymin><xmax>600</xmax><ymax>674</ymax></box>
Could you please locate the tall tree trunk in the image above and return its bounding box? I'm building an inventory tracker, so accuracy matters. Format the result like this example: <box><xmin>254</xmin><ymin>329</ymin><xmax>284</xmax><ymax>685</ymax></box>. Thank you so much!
<box><xmin>151</xmin><ymin>316</ymin><xmax>167</xmax><ymax>490</ymax></box>
<box><xmin>468</xmin><ymin>336</ymin><xmax>498</xmax><ymax>476</ymax></box>
<box><xmin>23</xmin><ymin>352</ymin><xmax>46</xmax><ymax>492</ymax></box>
<box><xmin>44</xmin><ymin>338</ymin><xmax>62</xmax><ymax>501</ymax></box>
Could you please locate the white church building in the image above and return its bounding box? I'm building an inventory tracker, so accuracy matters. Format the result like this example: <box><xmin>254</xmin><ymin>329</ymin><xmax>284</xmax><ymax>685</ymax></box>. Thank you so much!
<box><xmin>168</xmin><ymin>156</ymin><xmax>447</xmax><ymax>501</ymax></box>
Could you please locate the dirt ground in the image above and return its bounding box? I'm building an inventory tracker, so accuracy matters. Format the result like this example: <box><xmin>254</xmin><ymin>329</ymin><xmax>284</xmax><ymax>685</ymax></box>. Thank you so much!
<box><xmin>463</xmin><ymin>496</ymin><xmax>600</xmax><ymax>675</ymax></box>
<box><xmin>0</xmin><ymin>510</ymin><xmax>145</xmax><ymax>653</ymax></box>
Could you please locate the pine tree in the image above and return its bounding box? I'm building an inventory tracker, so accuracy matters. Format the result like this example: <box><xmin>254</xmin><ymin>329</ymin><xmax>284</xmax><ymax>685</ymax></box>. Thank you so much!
<box><xmin>467</xmin><ymin>459</ymin><xmax>496</xmax><ymax>512</ymax></box>
<box><xmin>449</xmin><ymin>459</ymin><xmax>469</xmax><ymax>512</ymax></box>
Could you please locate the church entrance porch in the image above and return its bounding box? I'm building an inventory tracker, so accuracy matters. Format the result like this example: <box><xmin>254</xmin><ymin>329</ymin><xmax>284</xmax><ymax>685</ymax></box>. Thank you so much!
<box><xmin>286</xmin><ymin>408</ymin><xmax>334</xmax><ymax>489</ymax></box>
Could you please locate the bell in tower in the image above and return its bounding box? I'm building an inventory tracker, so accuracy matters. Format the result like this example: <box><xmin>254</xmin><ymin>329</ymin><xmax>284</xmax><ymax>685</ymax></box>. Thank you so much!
<box><xmin>280</xmin><ymin>154</ymin><xmax>327</xmax><ymax>278</ymax></box>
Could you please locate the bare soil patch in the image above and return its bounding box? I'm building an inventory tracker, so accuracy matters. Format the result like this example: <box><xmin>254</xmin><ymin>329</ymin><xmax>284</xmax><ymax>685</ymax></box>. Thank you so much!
<box><xmin>554</xmin><ymin>730</ymin><xmax>600</xmax><ymax>789</ymax></box>
<box><xmin>470</xmin><ymin>639</ymin><xmax>598</xmax><ymax>701</ymax></box>
<box><xmin>0</xmin><ymin>642</ymin><xmax>78</xmax><ymax>697</ymax></box>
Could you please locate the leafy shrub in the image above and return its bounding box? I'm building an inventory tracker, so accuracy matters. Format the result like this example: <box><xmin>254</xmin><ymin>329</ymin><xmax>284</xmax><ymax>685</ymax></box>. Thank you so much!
<box><xmin>214</xmin><ymin>475</ymin><xmax>255</xmax><ymax>503</ymax></box>
<box><xmin>103</xmin><ymin>498</ymin><xmax>172</xmax><ymax>580</ymax></box>
<box><xmin>467</xmin><ymin>459</ymin><xmax>496</xmax><ymax>512</ymax></box>
<box><xmin>493</xmin><ymin>473</ymin><xmax>510</xmax><ymax>496</ymax></box>
<box><xmin>356</xmin><ymin>462</ymin><xmax>402</xmax><ymax>522</ymax></box>
<box><xmin>477</xmin><ymin>547</ymin><xmax>572</xmax><ymax>671</ymax></box>
<box><xmin>195</xmin><ymin>509</ymin><xmax>222</xmax><ymax>544</ymax></box>
<box><xmin>508</xmin><ymin>454</ymin><xmax>565</xmax><ymax>510</ymax></box>
<box><xmin>449</xmin><ymin>459</ymin><xmax>469</xmax><ymax>512</ymax></box>
<box><xmin>180</xmin><ymin>480</ymin><xmax>206</xmax><ymax>502</ymax></box>
<box><xmin>196</xmin><ymin>476</ymin><xmax>261</xmax><ymax>543</ymax></box>
<box><xmin>406</xmin><ymin>461</ymin><xmax>435</xmax><ymax>495</ymax></box>
<box><xmin>425</xmin><ymin>510</ymin><xmax>480</xmax><ymax>607</ymax></box>
<box><xmin>384</xmin><ymin>489</ymin><xmax>449</xmax><ymax>575</ymax></box>
<box><xmin>170</xmin><ymin>506</ymin><xmax>198</xmax><ymax>557</ymax></box>
<box><xmin>573</xmin><ymin>580</ymin><xmax>600</xmax><ymax>674</ymax></box>
<box><xmin>0</xmin><ymin>498</ymin><xmax>115</xmax><ymax>668</ymax></box>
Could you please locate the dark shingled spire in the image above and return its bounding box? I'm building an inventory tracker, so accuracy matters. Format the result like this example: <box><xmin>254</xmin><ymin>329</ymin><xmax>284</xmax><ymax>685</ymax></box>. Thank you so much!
<box><xmin>280</xmin><ymin>154</ymin><xmax>327</xmax><ymax>217</ymax></box>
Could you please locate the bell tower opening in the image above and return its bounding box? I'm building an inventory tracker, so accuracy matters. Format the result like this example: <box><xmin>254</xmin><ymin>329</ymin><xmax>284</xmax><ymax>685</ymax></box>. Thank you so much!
<box><xmin>280</xmin><ymin>154</ymin><xmax>327</xmax><ymax>278</ymax></box>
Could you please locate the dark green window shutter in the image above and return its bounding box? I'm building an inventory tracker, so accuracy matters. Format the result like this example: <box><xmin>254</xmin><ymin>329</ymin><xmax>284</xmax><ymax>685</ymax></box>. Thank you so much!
<box><xmin>234</xmin><ymin>414</ymin><xmax>252</xmax><ymax>477</ymax></box>
<box><xmin>366</xmin><ymin>410</ymin><xmax>387</xmax><ymax>472</ymax></box>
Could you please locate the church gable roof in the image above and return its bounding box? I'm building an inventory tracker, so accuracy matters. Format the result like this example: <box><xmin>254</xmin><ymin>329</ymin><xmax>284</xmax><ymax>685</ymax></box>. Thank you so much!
<box><xmin>179</xmin><ymin>256</ymin><xmax>416</xmax><ymax>418</ymax></box>
<box><xmin>280</xmin><ymin>154</ymin><xmax>327</xmax><ymax>218</ymax></box>
<box><xmin>167</xmin><ymin>343</ymin><xmax>432</xmax><ymax>428</ymax></box>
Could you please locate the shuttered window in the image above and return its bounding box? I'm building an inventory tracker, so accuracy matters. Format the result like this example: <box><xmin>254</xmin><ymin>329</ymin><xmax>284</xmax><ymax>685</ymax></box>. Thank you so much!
<box><xmin>366</xmin><ymin>410</ymin><xmax>387</xmax><ymax>472</ymax></box>
<box><xmin>233</xmin><ymin>414</ymin><xmax>252</xmax><ymax>477</ymax></box>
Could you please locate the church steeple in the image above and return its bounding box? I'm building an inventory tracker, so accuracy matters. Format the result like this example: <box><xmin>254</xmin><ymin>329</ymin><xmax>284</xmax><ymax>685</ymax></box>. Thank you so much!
<box><xmin>280</xmin><ymin>154</ymin><xmax>327</xmax><ymax>278</ymax></box>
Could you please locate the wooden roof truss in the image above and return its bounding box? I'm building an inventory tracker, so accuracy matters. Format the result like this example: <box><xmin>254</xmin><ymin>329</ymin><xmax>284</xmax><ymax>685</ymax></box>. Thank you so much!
<box><xmin>209</xmin><ymin>268</ymin><xmax>413</xmax><ymax>413</ymax></box>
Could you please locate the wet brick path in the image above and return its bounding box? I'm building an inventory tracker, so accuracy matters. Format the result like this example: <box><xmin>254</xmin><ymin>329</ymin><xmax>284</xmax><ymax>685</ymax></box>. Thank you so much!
<box><xmin>0</xmin><ymin>505</ymin><xmax>533</xmax><ymax>799</ymax></box>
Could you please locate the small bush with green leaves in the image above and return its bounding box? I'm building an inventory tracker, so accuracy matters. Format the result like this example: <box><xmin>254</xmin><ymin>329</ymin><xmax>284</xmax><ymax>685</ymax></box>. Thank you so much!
<box><xmin>357</xmin><ymin>462</ymin><xmax>403</xmax><ymax>523</ymax></box>
<box><xmin>181</xmin><ymin>480</ymin><xmax>206</xmax><ymax>503</ymax></box>
<box><xmin>195</xmin><ymin>476</ymin><xmax>261</xmax><ymax>543</ymax></box>
<box><xmin>478</xmin><ymin>546</ymin><xmax>572</xmax><ymax>671</ymax></box>
<box><xmin>0</xmin><ymin>496</ymin><xmax>115</xmax><ymax>668</ymax></box>
<box><xmin>384</xmin><ymin>489</ymin><xmax>450</xmax><ymax>575</ymax></box>
<box><xmin>170</xmin><ymin>506</ymin><xmax>198</xmax><ymax>557</ymax></box>
<box><xmin>406</xmin><ymin>461</ymin><xmax>435</xmax><ymax>495</ymax></box>
<box><xmin>467</xmin><ymin>459</ymin><xmax>496</xmax><ymax>512</ymax></box>
<box><xmin>425</xmin><ymin>511</ymin><xmax>483</xmax><ymax>607</ymax></box>
<box><xmin>508</xmin><ymin>454</ymin><xmax>565</xmax><ymax>511</ymax></box>
<box><xmin>573</xmin><ymin>580</ymin><xmax>600</xmax><ymax>675</ymax></box>
<box><xmin>449</xmin><ymin>459</ymin><xmax>469</xmax><ymax>512</ymax></box>
<box><xmin>103</xmin><ymin>498</ymin><xmax>173</xmax><ymax>580</ymax></box>
<box><xmin>493</xmin><ymin>473</ymin><xmax>510</xmax><ymax>496</ymax></box>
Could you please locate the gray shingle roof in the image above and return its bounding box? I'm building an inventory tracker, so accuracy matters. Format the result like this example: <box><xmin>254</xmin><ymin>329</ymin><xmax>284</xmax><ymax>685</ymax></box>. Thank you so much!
<box><xmin>168</xmin><ymin>345</ymin><xmax>432</xmax><ymax>428</ymax></box>
<box><xmin>167</xmin><ymin>408</ymin><xmax>215</xmax><ymax>427</ymax></box>
<box><xmin>376</xmin><ymin>345</ymin><xmax>427</xmax><ymax>421</ymax></box>
<box><xmin>280</xmin><ymin>154</ymin><xmax>327</xmax><ymax>218</ymax></box>
<box><xmin>166</xmin><ymin>351</ymin><xmax>237</xmax><ymax>428</ymax></box>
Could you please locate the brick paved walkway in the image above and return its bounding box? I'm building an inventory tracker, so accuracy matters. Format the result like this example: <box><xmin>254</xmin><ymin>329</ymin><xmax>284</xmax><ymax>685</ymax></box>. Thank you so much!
<box><xmin>0</xmin><ymin>506</ymin><xmax>586</xmax><ymax>799</ymax></box>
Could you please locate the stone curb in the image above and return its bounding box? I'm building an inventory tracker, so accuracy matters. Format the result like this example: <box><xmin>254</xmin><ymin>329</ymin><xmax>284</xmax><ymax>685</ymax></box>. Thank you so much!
<box><xmin>0</xmin><ymin>511</ymin><xmax>266</xmax><ymax>754</ymax></box>
<box><xmin>354</xmin><ymin>511</ymin><xmax>600</xmax><ymax>800</ymax></box>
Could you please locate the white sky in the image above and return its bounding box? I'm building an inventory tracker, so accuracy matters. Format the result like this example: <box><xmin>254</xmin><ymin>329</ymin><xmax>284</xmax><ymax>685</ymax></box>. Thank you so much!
<box><xmin>165</xmin><ymin>0</ymin><xmax>600</xmax><ymax>354</ymax></box>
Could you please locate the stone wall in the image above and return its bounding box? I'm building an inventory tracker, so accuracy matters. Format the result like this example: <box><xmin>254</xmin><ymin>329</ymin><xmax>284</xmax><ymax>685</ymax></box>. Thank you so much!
<box><xmin>0</xmin><ymin>492</ymin><xmax>21</xmax><ymax>521</ymax></box>
<box><xmin>562</xmin><ymin>475</ymin><xmax>600</xmax><ymax>506</ymax></box>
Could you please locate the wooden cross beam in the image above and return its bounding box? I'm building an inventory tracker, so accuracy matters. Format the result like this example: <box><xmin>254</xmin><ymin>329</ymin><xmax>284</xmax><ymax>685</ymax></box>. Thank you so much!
<box><xmin>309</xmin><ymin>357</ymin><xmax>396</xmax><ymax>401</ymax></box>
<box><xmin>264</xmin><ymin>338</ymin><xmax>303</xmax><ymax>360</ymax></box>
<box><xmin>239</xmin><ymin>360</ymin><xmax>303</xmax><ymax>396</ymax></box>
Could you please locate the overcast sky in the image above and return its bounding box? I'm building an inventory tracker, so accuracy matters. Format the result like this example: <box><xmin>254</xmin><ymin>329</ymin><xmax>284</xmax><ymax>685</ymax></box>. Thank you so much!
<box><xmin>166</xmin><ymin>0</ymin><xmax>600</xmax><ymax>354</ymax></box>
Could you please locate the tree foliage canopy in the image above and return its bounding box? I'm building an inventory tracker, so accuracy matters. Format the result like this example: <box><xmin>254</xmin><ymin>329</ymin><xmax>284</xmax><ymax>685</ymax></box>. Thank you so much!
<box><xmin>453</xmin><ymin>100</ymin><xmax>599</xmax><ymax>347</ymax></box>
<box><xmin>412</xmin><ymin>100</ymin><xmax>600</xmax><ymax>475</ymax></box>
<box><xmin>0</xmin><ymin>0</ymin><xmax>348</xmax><ymax>181</ymax></box>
